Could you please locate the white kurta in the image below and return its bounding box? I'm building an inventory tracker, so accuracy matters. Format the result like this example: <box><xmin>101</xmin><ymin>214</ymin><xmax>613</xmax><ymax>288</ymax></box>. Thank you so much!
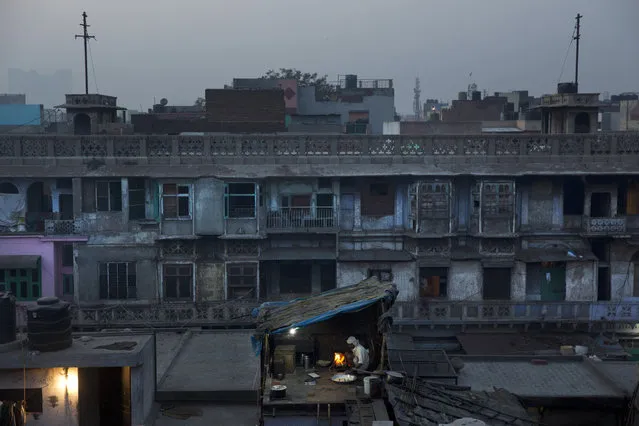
<box><xmin>353</xmin><ymin>344</ymin><xmax>370</xmax><ymax>370</ymax></box>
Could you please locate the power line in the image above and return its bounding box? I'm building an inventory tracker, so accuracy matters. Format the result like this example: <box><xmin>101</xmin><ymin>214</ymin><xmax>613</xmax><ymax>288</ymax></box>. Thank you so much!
<box><xmin>87</xmin><ymin>40</ymin><xmax>99</xmax><ymax>93</ymax></box>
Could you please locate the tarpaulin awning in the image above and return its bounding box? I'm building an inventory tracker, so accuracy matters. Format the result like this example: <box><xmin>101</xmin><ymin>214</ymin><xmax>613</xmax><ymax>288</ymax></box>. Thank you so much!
<box><xmin>254</xmin><ymin>277</ymin><xmax>398</xmax><ymax>334</ymax></box>
<box><xmin>0</xmin><ymin>255</ymin><xmax>41</xmax><ymax>269</ymax></box>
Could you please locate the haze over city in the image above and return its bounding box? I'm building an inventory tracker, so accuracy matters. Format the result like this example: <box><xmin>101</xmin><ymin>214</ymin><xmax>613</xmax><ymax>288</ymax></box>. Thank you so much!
<box><xmin>1</xmin><ymin>0</ymin><xmax>637</xmax><ymax>112</ymax></box>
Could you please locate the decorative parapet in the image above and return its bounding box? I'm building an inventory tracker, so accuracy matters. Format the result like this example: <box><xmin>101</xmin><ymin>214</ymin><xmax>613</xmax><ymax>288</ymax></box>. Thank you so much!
<box><xmin>1</xmin><ymin>133</ymin><xmax>639</xmax><ymax>178</ymax></box>
<box><xmin>584</xmin><ymin>217</ymin><xmax>627</xmax><ymax>234</ymax></box>
<box><xmin>540</xmin><ymin>93</ymin><xmax>600</xmax><ymax>107</ymax></box>
<box><xmin>44</xmin><ymin>219</ymin><xmax>85</xmax><ymax>235</ymax></box>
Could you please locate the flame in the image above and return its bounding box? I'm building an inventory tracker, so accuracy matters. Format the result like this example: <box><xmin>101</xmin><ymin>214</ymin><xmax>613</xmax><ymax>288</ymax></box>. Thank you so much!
<box><xmin>333</xmin><ymin>352</ymin><xmax>346</xmax><ymax>367</ymax></box>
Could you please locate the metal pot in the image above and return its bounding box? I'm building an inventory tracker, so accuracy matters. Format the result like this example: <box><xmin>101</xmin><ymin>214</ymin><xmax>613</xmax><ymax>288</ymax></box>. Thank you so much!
<box><xmin>386</xmin><ymin>371</ymin><xmax>404</xmax><ymax>384</ymax></box>
<box><xmin>270</xmin><ymin>385</ymin><xmax>287</xmax><ymax>399</ymax></box>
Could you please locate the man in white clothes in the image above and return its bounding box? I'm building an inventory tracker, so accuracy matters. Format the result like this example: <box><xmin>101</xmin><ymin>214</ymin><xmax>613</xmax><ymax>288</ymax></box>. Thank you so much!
<box><xmin>346</xmin><ymin>336</ymin><xmax>370</xmax><ymax>371</ymax></box>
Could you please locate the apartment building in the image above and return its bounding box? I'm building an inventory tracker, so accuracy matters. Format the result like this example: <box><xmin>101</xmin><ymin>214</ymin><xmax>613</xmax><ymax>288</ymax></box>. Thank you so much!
<box><xmin>1</xmin><ymin>89</ymin><xmax>639</xmax><ymax>328</ymax></box>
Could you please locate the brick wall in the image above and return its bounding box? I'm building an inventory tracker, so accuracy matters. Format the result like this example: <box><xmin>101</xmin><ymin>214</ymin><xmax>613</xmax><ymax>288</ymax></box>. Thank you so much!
<box><xmin>205</xmin><ymin>89</ymin><xmax>285</xmax><ymax>123</ymax></box>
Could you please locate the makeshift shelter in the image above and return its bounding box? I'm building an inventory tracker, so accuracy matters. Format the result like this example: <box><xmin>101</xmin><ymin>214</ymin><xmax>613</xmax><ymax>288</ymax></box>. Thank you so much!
<box><xmin>253</xmin><ymin>277</ymin><xmax>398</xmax><ymax>425</ymax></box>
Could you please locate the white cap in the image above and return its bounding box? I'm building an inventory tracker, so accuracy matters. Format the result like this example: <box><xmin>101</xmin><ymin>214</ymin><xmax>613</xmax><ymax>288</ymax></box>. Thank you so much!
<box><xmin>346</xmin><ymin>336</ymin><xmax>358</xmax><ymax>345</ymax></box>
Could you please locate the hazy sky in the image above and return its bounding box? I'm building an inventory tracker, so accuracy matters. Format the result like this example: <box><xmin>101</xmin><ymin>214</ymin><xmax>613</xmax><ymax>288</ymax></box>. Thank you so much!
<box><xmin>1</xmin><ymin>0</ymin><xmax>637</xmax><ymax>113</ymax></box>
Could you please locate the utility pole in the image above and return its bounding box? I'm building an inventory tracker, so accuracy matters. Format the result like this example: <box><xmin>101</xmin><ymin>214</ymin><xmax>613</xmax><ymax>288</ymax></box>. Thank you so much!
<box><xmin>75</xmin><ymin>11</ymin><xmax>95</xmax><ymax>95</ymax></box>
<box><xmin>574</xmin><ymin>13</ymin><xmax>582</xmax><ymax>92</ymax></box>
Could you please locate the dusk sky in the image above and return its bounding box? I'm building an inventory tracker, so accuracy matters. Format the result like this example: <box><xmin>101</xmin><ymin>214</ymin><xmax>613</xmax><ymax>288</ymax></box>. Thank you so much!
<box><xmin>1</xmin><ymin>0</ymin><xmax>637</xmax><ymax>113</ymax></box>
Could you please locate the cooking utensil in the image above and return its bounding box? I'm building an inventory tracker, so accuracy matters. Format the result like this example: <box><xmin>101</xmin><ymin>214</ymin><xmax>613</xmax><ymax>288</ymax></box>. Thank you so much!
<box><xmin>385</xmin><ymin>371</ymin><xmax>404</xmax><ymax>384</ymax></box>
<box><xmin>331</xmin><ymin>373</ymin><xmax>357</xmax><ymax>384</ymax></box>
<box><xmin>270</xmin><ymin>384</ymin><xmax>287</xmax><ymax>399</ymax></box>
<box><xmin>317</xmin><ymin>360</ymin><xmax>331</xmax><ymax>367</ymax></box>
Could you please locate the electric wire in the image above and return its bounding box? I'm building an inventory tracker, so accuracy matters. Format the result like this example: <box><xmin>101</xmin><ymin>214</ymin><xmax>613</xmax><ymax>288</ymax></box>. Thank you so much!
<box><xmin>557</xmin><ymin>25</ymin><xmax>577</xmax><ymax>85</ymax></box>
<box><xmin>87</xmin><ymin>40</ymin><xmax>99</xmax><ymax>94</ymax></box>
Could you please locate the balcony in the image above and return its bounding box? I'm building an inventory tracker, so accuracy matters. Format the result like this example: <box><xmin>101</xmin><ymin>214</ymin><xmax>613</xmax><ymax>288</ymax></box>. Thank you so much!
<box><xmin>583</xmin><ymin>217</ymin><xmax>627</xmax><ymax>235</ymax></box>
<box><xmin>266</xmin><ymin>207</ymin><xmax>337</xmax><ymax>232</ymax></box>
<box><xmin>44</xmin><ymin>219</ymin><xmax>85</xmax><ymax>236</ymax></box>
<box><xmin>392</xmin><ymin>300</ymin><xmax>639</xmax><ymax>325</ymax></box>
<box><xmin>1</xmin><ymin>134</ymin><xmax>639</xmax><ymax>179</ymax></box>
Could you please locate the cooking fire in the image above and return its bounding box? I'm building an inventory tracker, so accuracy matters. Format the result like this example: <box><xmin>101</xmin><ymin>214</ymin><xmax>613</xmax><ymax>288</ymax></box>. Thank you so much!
<box><xmin>333</xmin><ymin>352</ymin><xmax>346</xmax><ymax>367</ymax></box>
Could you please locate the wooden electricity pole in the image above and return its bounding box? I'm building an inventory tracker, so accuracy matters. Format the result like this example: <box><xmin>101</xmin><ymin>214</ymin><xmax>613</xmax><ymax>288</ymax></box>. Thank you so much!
<box><xmin>75</xmin><ymin>11</ymin><xmax>96</xmax><ymax>95</ymax></box>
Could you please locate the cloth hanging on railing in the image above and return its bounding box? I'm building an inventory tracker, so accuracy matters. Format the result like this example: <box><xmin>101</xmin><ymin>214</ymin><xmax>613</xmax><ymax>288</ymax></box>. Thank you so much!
<box><xmin>0</xmin><ymin>401</ymin><xmax>26</xmax><ymax>426</ymax></box>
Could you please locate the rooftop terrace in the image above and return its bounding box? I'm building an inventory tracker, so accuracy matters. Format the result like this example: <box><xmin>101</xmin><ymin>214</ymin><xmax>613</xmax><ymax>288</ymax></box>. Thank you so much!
<box><xmin>1</xmin><ymin>132</ymin><xmax>638</xmax><ymax>178</ymax></box>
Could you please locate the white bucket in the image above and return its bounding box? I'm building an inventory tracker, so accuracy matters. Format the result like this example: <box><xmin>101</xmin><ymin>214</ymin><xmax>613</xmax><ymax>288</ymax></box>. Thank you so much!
<box><xmin>363</xmin><ymin>375</ymin><xmax>380</xmax><ymax>396</ymax></box>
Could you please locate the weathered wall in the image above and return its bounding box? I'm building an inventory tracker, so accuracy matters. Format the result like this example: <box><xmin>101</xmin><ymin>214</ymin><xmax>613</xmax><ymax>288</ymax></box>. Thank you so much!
<box><xmin>296</xmin><ymin>86</ymin><xmax>395</xmax><ymax>135</ymax></box>
<box><xmin>0</xmin><ymin>367</ymin><xmax>78</xmax><ymax>425</ymax></box>
<box><xmin>511</xmin><ymin>261</ymin><xmax>526</xmax><ymax>300</ymax></box>
<box><xmin>0</xmin><ymin>235</ymin><xmax>55</xmax><ymax>297</ymax></box>
<box><xmin>130</xmin><ymin>337</ymin><xmax>155</xmax><ymax>425</ymax></box>
<box><xmin>336</xmin><ymin>261</ymin><xmax>415</xmax><ymax>301</ymax></box>
<box><xmin>75</xmin><ymin>245</ymin><xmax>158</xmax><ymax>302</ymax></box>
<box><xmin>448</xmin><ymin>261</ymin><xmax>482</xmax><ymax>300</ymax></box>
<box><xmin>527</xmin><ymin>179</ymin><xmax>554</xmax><ymax>229</ymax></box>
<box><xmin>610</xmin><ymin>241</ymin><xmax>638</xmax><ymax>299</ymax></box>
<box><xmin>196</xmin><ymin>262</ymin><xmax>225</xmax><ymax>301</ymax></box>
<box><xmin>565</xmin><ymin>261</ymin><xmax>596</xmax><ymax>301</ymax></box>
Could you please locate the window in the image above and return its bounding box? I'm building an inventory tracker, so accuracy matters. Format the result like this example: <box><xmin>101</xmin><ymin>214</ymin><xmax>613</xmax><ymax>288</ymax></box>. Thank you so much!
<box><xmin>419</xmin><ymin>267</ymin><xmax>448</xmax><ymax>298</ymax></box>
<box><xmin>361</xmin><ymin>182</ymin><xmax>394</xmax><ymax>216</ymax></box>
<box><xmin>225</xmin><ymin>183</ymin><xmax>256</xmax><ymax>219</ymax></box>
<box><xmin>162</xmin><ymin>183</ymin><xmax>191</xmax><ymax>219</ymax></box>
<box><xmin>482</xmin><ymin>267</ymin><xmax>512</xmax><ymax>300</ymax></box>
<box><xmin>62</xmin><ymin>244</ymin><xmax>74</xmax><ymax>268</ymax></box>
<box><xmin>367</xmin><ymin>269</ymin><xmax>393</xmax><ymax>282</ymax></box>
<box><xmin>482</xmin><ymin>182</ymin><xmax>514</xmax><ymax>215</ymax></box>
<box><xmin>419</xmin><ymin>182</ymin><xmax>450</xmax><ymax>218</ymax></box>
<box><xmin>227</xmin><ymin>263</ymin><xmax>258</xmax><ymax>299</ymax></box>
<box><xmin>0</xmin><ymin>267</ymin><xmax>41</xmax><ymax>300</ymax></box>
<box><xmin>163</xmin><ymin>264</ymin><xmax>193</xmax><ymax>300</ymax></box>
<box><xmin>96</xmin><ymin>180</ymin><xmax>122</xmax><ymax>212</ymax></box>
<box><xmin>99</xmin><ymin>262</ymin><xmax>137</xmax><ymax>299</ymax></box>
<box><xmin>62</xmin><ymin>274</ymin><xmax>74</xmax><ymax>295</ymax></box>
<box><xmin>129</xmin><ymin>178</ymin><xmax>146</xmax><ymax>220</ymax></box>
<box><xmin>0</xmin><ymin>182</ymin><xmax>19</xmax><ymax>194</ymax></box>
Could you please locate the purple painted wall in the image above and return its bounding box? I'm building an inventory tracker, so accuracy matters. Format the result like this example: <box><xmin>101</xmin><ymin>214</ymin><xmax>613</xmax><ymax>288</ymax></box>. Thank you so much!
<box><xmin>0</xmin><ymin>236</ymin><xmax>55</xmax><ymax>297</ymax></box>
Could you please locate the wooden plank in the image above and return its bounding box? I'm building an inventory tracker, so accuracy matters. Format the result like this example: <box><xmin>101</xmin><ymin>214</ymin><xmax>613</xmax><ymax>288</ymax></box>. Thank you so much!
<box><xmin>372</xmin><ymin>399</ymin><xmax>390</xmax><ymax>420</ymax></box>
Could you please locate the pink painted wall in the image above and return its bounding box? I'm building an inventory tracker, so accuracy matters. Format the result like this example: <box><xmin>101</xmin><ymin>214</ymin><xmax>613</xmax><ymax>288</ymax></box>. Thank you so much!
<box><xmin>0</xmin><ymin>236</ymin><xmax>55</xmax><ymax>297</ymax></box>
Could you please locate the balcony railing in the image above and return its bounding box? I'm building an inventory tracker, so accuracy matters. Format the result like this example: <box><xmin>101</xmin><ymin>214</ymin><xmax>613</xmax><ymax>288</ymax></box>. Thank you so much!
<box><xmin>44</xmin><ymin>219</ymin><xmax>85</xmax><ymax>235</ymax></box>
<box><xmin>1</xmin><ymin>133</ymin><xmax>638</xmax><ymax>161</ymax></box>
<box><xmin>392</xmin><ymin>300</ymin><xmax>639</xmax><ymax>324</ymax></box>
<box><xmin>584</xmin><ymin>217</ymin><xmax>627</xmax><ymax>234</ymax></box>
<box><xmin>266</xmin><ymin>207</ymin><xmax>337</xmax><ymax>231</ymax></box>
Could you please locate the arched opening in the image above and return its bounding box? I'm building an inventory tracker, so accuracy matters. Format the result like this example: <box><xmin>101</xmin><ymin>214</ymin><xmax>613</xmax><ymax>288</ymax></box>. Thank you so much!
<box><xmin>73</xmin><ymin>113</ymin><xmax>91</xmax><ymax>135</ymax></box>
<box><xmin>26</xmin><ymin>182</ymin><xmax>53</xmax><ymax>232</ymax></box>
<box><xmin>574</xmin><ymin>112</ymin><xmax>591</xmax><ymax>134</ymax></box>
<box><xmin>0</xmin><ymin>182</ymin><xmax>19</xmax><ymax>194</ymax></box>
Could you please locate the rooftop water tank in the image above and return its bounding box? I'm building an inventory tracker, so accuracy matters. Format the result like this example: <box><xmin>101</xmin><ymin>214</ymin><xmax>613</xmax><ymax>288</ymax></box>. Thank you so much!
<box><xmin>0</xmin><ymin>292</ymin><xmax>16</xmax><ymax>345</ymax></box>
<box><xmin>344</xmin><ymin>75</ymin><xmax>358</xmax><ymax>90</ymax></box>
<box><xmin>458</xmin><ymin>92</ymin><xmax>467</xmax><ymax>101</ymax></box>
<box><xmin>27</xmin><ymin>296</ymin><xmax>72</xmax><ymax>352</ymax></box>
<box><xmin>557</xmin><ymin>82</ymin><xmax>578</xmax><ymax>94</ymax></box>
<box><xmin>471</xmin><ymin>91</ymin><xmax>482</xmax><ymax>101</ymax></box>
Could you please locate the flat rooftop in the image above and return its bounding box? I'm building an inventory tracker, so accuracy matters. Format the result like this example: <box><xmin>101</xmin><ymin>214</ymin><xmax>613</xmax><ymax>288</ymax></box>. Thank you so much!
<box><xmin>157</xmin><ymin>330</ymin><xmax>259</xmax><ymax>402</ymax></box>
<box><xmin>0</xmin><ymin>333</ymin><xmax>153</xmax><ymax>369</ymax></box>
<box><xmin>456</xmin><ymin>356</ymin><xmax>633</xmax><ymax>399</ymax></box>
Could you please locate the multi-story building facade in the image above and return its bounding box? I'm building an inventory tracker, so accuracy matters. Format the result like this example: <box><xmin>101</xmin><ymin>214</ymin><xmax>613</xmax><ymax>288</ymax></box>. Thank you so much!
<box><xmin>2</xmin><ymin>86</ymin><xmax>639</xmax><ymax>329</ymax></box>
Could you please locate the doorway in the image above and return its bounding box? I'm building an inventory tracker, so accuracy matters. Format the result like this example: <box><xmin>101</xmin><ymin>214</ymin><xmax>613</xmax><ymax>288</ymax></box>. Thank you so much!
<box><xmin>590</xmin><ymin>192</ymin><xmax>611</xmax><ymax>218</ymax></box>
<box><xmin>574</xmin><ymin>112</ymin><xmax>591</xmax><ymax>134</ymax></box>
<box><xmin>74</xmin><ymin>113</ymin><xmax>91</xmax><ymax>135</ymax></box>
<box><xmin>483</xmin><ymin>268</ymin><xmax>512</xmax><ymax>300</ymax></box>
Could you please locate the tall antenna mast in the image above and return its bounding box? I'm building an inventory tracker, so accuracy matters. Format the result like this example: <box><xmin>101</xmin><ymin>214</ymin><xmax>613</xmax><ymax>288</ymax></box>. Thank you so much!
<box><xmin>573</xmin><ymin>13</ymin><xmax>582</xmax><ymax>92</ymax></box>
<box><xmin>75</xmin><ymin>11</ymin><xmax>96</xmax><ymax>95</ymax></box>
<box><xmin>413</xmin><ymin>77</ymin><xmax>422</xmax><ymax>120</ymax></box>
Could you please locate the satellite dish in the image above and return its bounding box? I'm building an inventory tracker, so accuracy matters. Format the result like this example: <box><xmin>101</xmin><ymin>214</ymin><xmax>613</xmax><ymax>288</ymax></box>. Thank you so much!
<box><xmin>160</xmin><ymin>98</ymin><xmax>168</xmax><ymax>106</ymax></box>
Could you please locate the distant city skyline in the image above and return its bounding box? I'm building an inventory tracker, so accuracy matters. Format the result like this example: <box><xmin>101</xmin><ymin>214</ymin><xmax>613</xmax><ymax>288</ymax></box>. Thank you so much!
<box><xmin>1</xmin><ymin>0</ymin><xmax>637</xmax><ymax>113</ymax></box>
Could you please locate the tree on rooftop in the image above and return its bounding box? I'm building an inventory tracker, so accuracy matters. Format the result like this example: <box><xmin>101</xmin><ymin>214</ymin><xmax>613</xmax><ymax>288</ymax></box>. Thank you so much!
<box><xmin>260</xmin><ymin>68</ymin><xmax>336</xmax><ymax>100</ymax></box>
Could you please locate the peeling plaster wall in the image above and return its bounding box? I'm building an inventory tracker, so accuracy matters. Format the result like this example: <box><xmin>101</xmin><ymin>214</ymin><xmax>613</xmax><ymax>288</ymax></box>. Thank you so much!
<box><xmin>336</xmin><ymin>261</ymin><xmax>415</xmax><ymax>301</ymax></box>
<box><xmin>528</xmin><ymin>179</ymin><xmax>554</xmax><ymax>229</ymax></box>
<box><xmin>449</xmin><ymin>261</ymin><xmax>482</xmax><ymax>300</ymax></box>
<box><xmin>565</xmin><ymin>261</ymin><xmax>596</xmax><ymax>301</ymax></box>
<box><xmin>75</xmin><ymin>245</ymin><xmax>158</xmax><ymax>302</ymax></box>
<box><xmin>511</xmin><ymin>261</ymin><xmax>526</xmax><ymax>301</ymax></box>
<box><xmin>0</xmin><ymin>367</ymin><xmax>78</xmax><ymax>425</ymax></box>
<box><xmin>196</xmin><ymin>262</ymin><xmax>225</xmax><ymax>301</ymax></box>
<box><xmin>610</xmin><ymin>242</ymin><xmax>638</xmax><ymax>299</ymax></box>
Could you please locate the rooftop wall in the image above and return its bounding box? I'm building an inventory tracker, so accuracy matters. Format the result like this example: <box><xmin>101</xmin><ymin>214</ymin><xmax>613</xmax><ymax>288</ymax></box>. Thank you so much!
<box><xmin>0</xmin><ymin>133</ymin><xmax>638</xmax><ymax>178</ymax></box>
